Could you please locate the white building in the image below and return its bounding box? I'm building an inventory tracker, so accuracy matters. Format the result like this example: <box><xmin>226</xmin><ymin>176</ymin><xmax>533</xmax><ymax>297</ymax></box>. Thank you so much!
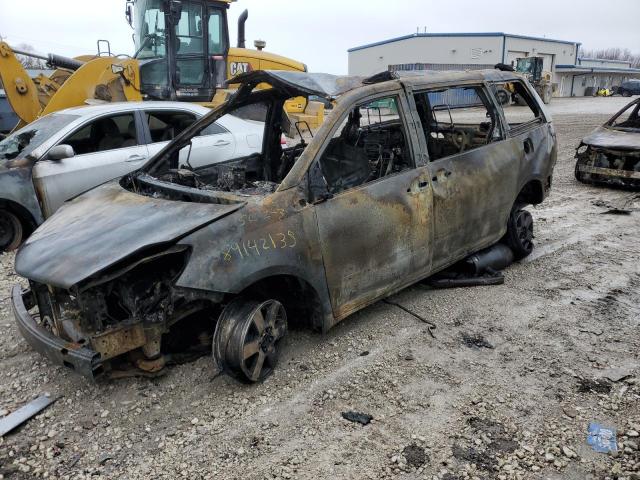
<box><xmin>348</xmin><ymin>32</ymin><xmax>640</xmax><ymax>97</ymax></box>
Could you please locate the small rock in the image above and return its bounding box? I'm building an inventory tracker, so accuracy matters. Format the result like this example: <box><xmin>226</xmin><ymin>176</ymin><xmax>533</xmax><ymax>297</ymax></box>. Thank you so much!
<box><xmin>627</xmin><ymin>430</ymin><xmax>639</xmax><ymax>438</ymax></box>
<box><xmin>191</xmin><ymin>418</ymin><xmax>199</xmax><ymax>425</ymax></box>
<box><xmin>562</xmin><ymin>446</ymin><xmax>577</xmax><ymax>458</ymax></box>
<box><xmin>562</xmin><ymin>406</ymin><xmax>578</xmax><ymax>418</ymax></box>
<box><xmin>100</xmin><ymin>410</ymin><xmax>109</xmax><ymax>418</ymax></box>
<box><xmin>544</xmin><ymin>453</ymin><xmax>555</xmax><ymax>462</ymax></box>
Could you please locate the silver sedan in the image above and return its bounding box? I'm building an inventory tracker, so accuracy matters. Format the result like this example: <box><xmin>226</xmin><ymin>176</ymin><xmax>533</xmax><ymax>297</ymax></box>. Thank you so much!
<box><xmin>0</xmin><ymin>101</ymin><xmax>264</xmax><ymax>251</ymax></box>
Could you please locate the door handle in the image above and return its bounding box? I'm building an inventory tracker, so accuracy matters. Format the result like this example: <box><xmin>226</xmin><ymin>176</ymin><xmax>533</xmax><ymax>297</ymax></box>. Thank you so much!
<box><xmin>214</xmin><ymin>140</ymin><xmax>231</xmax><ymax>147</ymax></box>
<box><xmin>126</xmin><ymin>154</ymin><xmax>147</xmax><ymax>162</ymax></box>
<box><xmin>524</xmin><ymin>138</ymin><xmax>534</xmax><ymax>155</ymax></box>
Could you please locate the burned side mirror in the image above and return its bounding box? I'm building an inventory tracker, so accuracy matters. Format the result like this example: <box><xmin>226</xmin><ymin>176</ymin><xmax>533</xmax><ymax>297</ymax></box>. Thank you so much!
<box><xmin>47</xmin><ymin>145</ymin><xmax>75</xmax><ymax>161</ymax></box>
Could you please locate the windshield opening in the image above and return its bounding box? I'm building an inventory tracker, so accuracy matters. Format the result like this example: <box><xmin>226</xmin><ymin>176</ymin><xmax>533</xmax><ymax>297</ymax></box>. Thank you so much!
<box><xmin>0</xmin><ymin>114</ymin><xmax>79</xmax><ymax>161</ymax></box>
<box><xmin>134</xmin><ymin>0</ymin><xmax>167</xmax><ymax>59</ymax></box>
<box><xmin>608</xmin><ymin>101</ymin><xmax>640</xmax><ymax>131</ymax></box>
<box><xmin>124</xmin><ymin>89</ymin><xmax>313</xmax><ymax>201</ymax></box>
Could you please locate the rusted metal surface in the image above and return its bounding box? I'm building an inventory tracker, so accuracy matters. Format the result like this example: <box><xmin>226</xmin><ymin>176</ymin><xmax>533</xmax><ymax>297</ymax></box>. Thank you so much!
<box><xmin>90</xmin><ymin>324</ymin><xmax>147</xmax><ymax>361</ymax></box>
<box><xmin>13</xmin><ymin>69</ymin><xmax>557</xmax><ymax>380</ymax></box>
<box><xmin>575</xmin><ymin>98</ymin><xmax>640</xmax><ymax>188</ymax></box>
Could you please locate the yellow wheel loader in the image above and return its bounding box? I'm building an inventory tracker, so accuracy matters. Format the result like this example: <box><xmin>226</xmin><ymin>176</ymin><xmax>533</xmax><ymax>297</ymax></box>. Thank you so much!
<box><xmin>515</xmin><ymin>57</ymin><xmax>553</xmax><ymax>104</ymax></box>
<box><xmin>0</xmin><ymin>0</ymin><xmax>318</xmax><ymax>131</ymax></box>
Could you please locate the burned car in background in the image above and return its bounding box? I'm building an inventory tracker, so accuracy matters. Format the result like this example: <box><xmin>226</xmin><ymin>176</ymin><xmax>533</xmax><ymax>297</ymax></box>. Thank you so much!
<box><xmin>575</xmin><ymin>98</ymin><xmax>640</xmax><ymax>188</ymax></box>
<box><xmin>12</xmin><ymin>69</ymin><xmax>557</xmax><ymax>383</ymax></box>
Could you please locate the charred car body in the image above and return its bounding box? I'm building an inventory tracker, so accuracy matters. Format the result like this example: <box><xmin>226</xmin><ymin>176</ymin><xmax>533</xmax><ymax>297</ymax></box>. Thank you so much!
<box><xmin>575</xmin><ymin>98</ymin><xmax>640</xmax><ymax>188</ymax></box>
<box><xmin>12</xmin><ymin>69</ymin><xmax>557</xmax><ymax>382</ymax></box>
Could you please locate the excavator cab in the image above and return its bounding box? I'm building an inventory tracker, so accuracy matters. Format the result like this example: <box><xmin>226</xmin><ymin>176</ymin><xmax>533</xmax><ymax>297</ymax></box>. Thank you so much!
<box><xmin>128</xmin><ymin>0</ymin><xmax>234</xmax><ymax>101</ymax></box>
<box><xmin>515</xmin><ymin>57</ymin><xmax>544</xmax><ymax>83</ymax></box>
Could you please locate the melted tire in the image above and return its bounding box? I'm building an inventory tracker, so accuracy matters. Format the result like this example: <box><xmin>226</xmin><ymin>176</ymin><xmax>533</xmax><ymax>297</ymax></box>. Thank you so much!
<box><xmin>503</xmin><ymin>208</ymin><xmax>534</xmax><ymax>260</ymax></box>
<box><xmin>0</xmin><ymin>210</ymin><xmax>23</xmax><ymax>252</ymax></box>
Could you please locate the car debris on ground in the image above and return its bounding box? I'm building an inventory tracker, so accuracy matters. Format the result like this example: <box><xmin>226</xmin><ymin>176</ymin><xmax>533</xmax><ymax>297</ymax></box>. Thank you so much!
<box><xmin>0</xmin><ymin>393</ymin><xmax>57</xmax><ymax>437</ymax></box>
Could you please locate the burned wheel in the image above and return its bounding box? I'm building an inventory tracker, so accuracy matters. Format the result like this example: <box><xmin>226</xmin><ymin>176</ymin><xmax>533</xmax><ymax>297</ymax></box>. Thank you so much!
<box><xmin>0</xmin><ymin>210</ymin><xmax>23</xmax><ymax>252</ymax></box>
<box><xmin>503</xmin><ymin>208</ymin><xmax>534</xmax><ymax>260</ymax></box>
<box><xmin>213</xmin><ymin>298</ymin><xmax>287</xmax><ymax>383</ymax></box>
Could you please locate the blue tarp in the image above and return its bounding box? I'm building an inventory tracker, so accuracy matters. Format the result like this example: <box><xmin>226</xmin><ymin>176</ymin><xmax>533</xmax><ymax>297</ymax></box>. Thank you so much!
<box><xmin>587</xmin><ymin>423</ymin><xmax>618</xmax><ymax>453</ymax></box>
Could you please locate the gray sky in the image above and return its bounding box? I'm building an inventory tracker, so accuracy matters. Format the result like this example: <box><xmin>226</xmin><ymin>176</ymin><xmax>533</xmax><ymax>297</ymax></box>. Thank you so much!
<box><xmin>1</xmin><ymin>0</ymin><xmax>638</xmax><ymax>73</ymax></box>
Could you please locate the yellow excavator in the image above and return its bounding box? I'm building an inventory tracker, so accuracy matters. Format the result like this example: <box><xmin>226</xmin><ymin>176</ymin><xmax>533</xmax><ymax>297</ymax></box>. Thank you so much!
<box><xmin>0</xmin><ymin>0</ymin><xmax>317</xmax><ymax>132</ymax></box>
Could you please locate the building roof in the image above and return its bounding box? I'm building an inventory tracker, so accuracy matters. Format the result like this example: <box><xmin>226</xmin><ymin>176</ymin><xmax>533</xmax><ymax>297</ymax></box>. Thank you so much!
<box><xmin>348</xmin><ymin>32</ymin><xmax>580</xmax><ymax>53</ymax></box>
<box><xmin>578</xmin><ymin>58</ymin><xmax>632</xmax><ymax>65</ymax></box>
<box><xmin>556</xmin><ymin>64</ymin><xmax>640</xmax><ymax>74</ymax></box>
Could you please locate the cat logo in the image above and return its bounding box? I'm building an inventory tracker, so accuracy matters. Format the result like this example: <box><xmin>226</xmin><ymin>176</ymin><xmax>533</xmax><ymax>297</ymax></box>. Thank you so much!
<box><xmin>230</xmin><ymin>62</ymin><xmax>252</xmax><ymax>76</ymax></box>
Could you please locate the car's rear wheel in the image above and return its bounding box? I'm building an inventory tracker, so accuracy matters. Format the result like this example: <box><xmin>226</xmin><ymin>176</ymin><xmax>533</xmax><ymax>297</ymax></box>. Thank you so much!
<box><xmin>503</xmin><ymin>208</ymin><xmax>534</xmax><ymax>260</ymax></box>
<box><xmin>213</xmin><ymin>298</ymin><xmax>287</xmax><ymax>383</ymax></box>
<box><xmin>0</xmin><ymin>210</ymin><xmax>23</xmax><ymax>252</ymax></box>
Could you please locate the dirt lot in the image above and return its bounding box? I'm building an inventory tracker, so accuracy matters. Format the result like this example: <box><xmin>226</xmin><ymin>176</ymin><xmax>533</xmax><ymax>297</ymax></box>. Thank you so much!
<box><xmin>1</xmin><ymin>96</ymin><xmax>639</xmax><ymax>480</ymax></box>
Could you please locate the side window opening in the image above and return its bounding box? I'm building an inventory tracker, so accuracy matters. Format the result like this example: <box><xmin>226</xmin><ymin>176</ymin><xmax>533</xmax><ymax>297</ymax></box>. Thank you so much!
<box><xmin>609</xmin><ymin>102</ymin><xmax>640</xmax><ymax>130</ymax></box>
<box><xmin>146</xmin><ymin>111</ymin><xmax>197</xmax><ymax>142</ymax></box>
<box><xmin>315</xmin><ymin>95</ymin><xmax>413</xmax><ymax>196</ymax></box>
<box><xmin>63</xmin><ymin>113</ymin><xmax>137</xmax><ymax>155</ymax></box>
<box><xmin>491</xmin><ymin>81</ymin><xmax>542</xmax><ymax>132</ymax></box>
<box><xmin>414</xmin><ymin>86</ymin><xmax>500</xmax><ymax>162</ymax></box>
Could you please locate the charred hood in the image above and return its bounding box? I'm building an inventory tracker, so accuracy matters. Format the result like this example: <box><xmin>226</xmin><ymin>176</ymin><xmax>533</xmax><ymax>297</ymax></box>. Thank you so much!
<box><xmin>16</xmin><ymin>181</ymin><xmax>245</xmax><ymax>289</ymax></box>
<box><xmin>582</xmin><ymin>126</ymin><xmax>640</xmax><ymax>151</ymax></box>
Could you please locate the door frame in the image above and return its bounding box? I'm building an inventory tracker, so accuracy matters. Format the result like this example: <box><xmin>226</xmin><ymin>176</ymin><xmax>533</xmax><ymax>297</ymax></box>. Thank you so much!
<box><xmin>305</xmin><ymin>88</ymin><xmax>434</xmax><ymax>320</ymax></box>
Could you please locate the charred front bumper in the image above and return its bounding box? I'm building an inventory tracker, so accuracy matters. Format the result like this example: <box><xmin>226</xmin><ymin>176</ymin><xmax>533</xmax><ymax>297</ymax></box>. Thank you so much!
<box><xmin>575</xmin><ymin>144</ymin><xmax>640</xmax><ymax>188</ymax></box>
<box><xmin>11</xmin><ymin>286</ymin><xmax>104</xmax><ymax>380</ymax></box>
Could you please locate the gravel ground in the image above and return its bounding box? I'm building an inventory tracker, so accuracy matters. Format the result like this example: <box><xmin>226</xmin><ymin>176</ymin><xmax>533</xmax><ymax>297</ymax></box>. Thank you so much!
<box><xmin>1</xmin><ymin>96</ymin><xmax>639</xmax><ymax>480</ymax></box>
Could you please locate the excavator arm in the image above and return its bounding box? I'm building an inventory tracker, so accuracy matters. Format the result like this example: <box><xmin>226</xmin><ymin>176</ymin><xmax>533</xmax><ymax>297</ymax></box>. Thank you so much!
<box><xmin>0</xmin><ymin>42</ymin><xmax>41</xmax><ymax>128</ymax></box>
<box><xmin>0</xmin><ymin>42</ymin><xmax>142</xmax><ymax>130</ymax></box>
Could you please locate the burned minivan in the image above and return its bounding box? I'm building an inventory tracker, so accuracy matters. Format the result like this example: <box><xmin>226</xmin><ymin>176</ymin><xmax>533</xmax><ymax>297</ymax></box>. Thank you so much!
<box><xmin>12</xmin><ymin>70</ymin><xmax>557</xmax><ymax>382</ymax></box>
<box><xmin>575</xmin><ymin>98</ymin><xmax>640</xmax><ymax>188</ymax></box>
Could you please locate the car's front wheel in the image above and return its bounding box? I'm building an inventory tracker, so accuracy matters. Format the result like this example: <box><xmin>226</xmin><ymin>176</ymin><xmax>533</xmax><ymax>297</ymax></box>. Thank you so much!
<box><xmin>503</xmin><ymin>207</ymin><xmax>534</xmax><ymax>260</ymax></box>
<box><xmin>0</xmin><ymin>210</ymin><xmax>23</xmax><ymax>252</ymax></box>
<box><xmin>213</xmin><ymin>298</ymin><xmax>288</xmax><ymax>383</ymax></box>
<box><xmin>621</xmin><ymin>89</ymin><xmax>631</xmax><ymax>97</ymax></box>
